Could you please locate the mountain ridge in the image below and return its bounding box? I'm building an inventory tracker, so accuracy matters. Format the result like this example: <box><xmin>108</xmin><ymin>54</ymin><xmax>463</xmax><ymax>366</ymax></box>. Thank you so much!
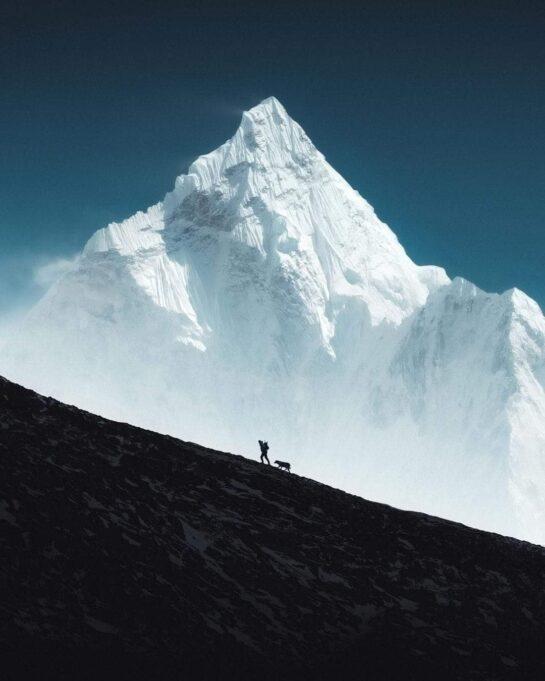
<box><xmin>2</xmin><ymin>374</ymin><xmax>545</xmax><ymax>681</ymax></box>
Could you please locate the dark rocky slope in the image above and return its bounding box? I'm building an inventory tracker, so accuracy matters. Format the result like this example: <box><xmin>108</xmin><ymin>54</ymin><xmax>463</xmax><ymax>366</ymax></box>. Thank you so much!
<box><xmin>1</xmin><ymin>375</ymin><xmax>545</xmax><ymax>680</ymax></box>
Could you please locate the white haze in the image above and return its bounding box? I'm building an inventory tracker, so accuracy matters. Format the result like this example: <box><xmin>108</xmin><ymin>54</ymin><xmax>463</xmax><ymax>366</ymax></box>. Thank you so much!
<box><xmin>1</xmin><ymin>98</ymin><xmax>545</xmax><ymax>543</ymax></box>
<box><xmin>32</xmin><ymin>255</ymin><xmax>80</xmax><ymax>288</ymax></box>
<box><xmin>0</xmin><ymin>253</ymin><xmax>79</xmax><ymax>346</ymax></box>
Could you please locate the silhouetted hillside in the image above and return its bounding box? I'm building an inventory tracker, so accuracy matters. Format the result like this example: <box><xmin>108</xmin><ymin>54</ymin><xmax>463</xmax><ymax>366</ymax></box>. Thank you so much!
<box><xmin>1</xmin><ymin>375</ymin><xmax>545</xmax><ymax>680</ymax></box>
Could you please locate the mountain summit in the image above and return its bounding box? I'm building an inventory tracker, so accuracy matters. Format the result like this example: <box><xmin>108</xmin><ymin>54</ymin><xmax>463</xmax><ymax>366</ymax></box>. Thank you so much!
<box><xmin>85</xmin><ymin>95</ymin><xmax>447</xmax><ymax>328</ymax></box>
<box><xmin>2</xmin><ymin>98</ymin><xmax>545</xmax><ymax>542</ymax></box>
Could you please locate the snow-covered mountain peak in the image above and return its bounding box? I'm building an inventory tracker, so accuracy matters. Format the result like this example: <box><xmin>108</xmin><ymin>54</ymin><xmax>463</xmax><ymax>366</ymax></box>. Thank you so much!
<box><xmin>235</xmin><ymin>96</ymin><xmax>310</xmax><ymax>154</ymax></box>
<box><xmin>245</xmin><ymin>94</ymin><xmax>289</xmax><ymax>116</ymax></box>
<box><xmin>85</xmin><ymin>97</ymin><xmax>448</xmax><ymax>330</ymax></box>
<box><xmin>168</xmin><ymin>96</ymin><xmax>315</xmax><ymax>198</ymax></box>
<box><xmin>239</xmin><ymin>95</ymin><xmax>295</xmax><ymax>137</ymax></box>
<box><xmin>4</xmin><ymin>99</ymin><xmax>545</xmax><ymax>543</ymax></box>
<box><xmin>506</xmin><ymin>287</ymin><xmax>544</xmax><ymax>317</ymax></box>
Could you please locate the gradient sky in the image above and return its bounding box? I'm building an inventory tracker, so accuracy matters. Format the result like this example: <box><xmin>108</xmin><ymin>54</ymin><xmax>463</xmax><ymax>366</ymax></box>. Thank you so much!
<box><xmin>1</xmin><ymin>1</ymin><xmax>544</xmax><ymax>325</ymax></box>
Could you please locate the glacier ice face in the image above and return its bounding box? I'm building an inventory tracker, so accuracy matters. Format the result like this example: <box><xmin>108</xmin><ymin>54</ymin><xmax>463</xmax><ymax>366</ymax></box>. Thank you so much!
<box><xmin>2</xmin><ymin>97</ymin><xmax>545</xmax><ymax>543</ymax></box>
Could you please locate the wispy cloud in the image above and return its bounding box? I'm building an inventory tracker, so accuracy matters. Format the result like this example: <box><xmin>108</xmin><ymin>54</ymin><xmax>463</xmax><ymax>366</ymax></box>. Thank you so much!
<box><xmin>0</xmin><ymin>252</ymin><xmax>80</xmax><ymax>350</ymax></box>
<box><xmin>0</xmin><ymin>306</ymin><xmax>26</xmax><ymax>351</ymax></box>
<box><xmin>33</xmin><ymin>255</ymin><xmax>79</xmax><ymax>289</ymax></box>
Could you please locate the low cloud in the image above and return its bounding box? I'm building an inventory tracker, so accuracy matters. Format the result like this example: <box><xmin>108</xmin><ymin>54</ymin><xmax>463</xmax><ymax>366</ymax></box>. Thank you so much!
<box><xmin>33</xmin><ymin>255</ymin><xmax>79</xmax><ymax>289</ymax></box>
<box><xmin>0</xmin><ymin>252</ymin><xmax>79</xmax><ymax>349</ymax></box>
<box><xmin>0</xmin><ymin>306</ymin><xmax>25</xmax><ymax>351</ymax></box>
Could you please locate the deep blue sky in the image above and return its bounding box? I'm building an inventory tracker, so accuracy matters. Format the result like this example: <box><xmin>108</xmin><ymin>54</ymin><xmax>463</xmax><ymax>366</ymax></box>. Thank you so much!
<box><xmin>2</xmin><ymin>0</ymin><xmax>545</xmax><ymax>321</ymax></box>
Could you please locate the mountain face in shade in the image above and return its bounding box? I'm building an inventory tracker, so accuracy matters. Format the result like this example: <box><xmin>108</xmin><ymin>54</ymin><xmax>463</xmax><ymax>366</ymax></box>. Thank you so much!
<box><xmin>2</xmin><ymin>97</ymin><xmax>545</xmax><ymax>543</ymax></box>
<box><xmin>2</xmin><ymin>375</ymin><xmax>545</xmax><ymax>681</ymax></box>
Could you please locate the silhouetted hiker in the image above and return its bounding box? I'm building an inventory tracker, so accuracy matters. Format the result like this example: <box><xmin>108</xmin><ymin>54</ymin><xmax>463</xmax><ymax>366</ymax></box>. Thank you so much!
<box><xmin>259</xmin><ymin>440</ymin><xmax>270</xmax><ymax>465</ymax></box>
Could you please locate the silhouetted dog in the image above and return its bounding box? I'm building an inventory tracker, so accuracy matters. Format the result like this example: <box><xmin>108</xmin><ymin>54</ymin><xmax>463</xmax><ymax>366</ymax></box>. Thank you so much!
<box><xmin>274</xmin><ymin>460</ymin><xmax>291</xmax><ymax>473</ymax></box>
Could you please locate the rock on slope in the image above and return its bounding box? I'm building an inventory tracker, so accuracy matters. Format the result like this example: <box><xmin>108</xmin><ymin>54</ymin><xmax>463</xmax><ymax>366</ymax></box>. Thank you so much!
<box><xmin>2</xmin><ymin>97</ymin><xmax>545</xmax><ymax>543</ymax></box>
<box><xmin>2</xmin><ymin>375</ymin><xmax>545</xmax><ymax>681</ymax></box>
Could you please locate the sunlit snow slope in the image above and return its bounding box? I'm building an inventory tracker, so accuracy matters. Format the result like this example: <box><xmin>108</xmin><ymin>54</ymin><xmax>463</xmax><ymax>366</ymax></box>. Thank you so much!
<box><xmin>2</xmin><ymin>97</ymin><xmax>545</xmax><ymax>542</ymax></box>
